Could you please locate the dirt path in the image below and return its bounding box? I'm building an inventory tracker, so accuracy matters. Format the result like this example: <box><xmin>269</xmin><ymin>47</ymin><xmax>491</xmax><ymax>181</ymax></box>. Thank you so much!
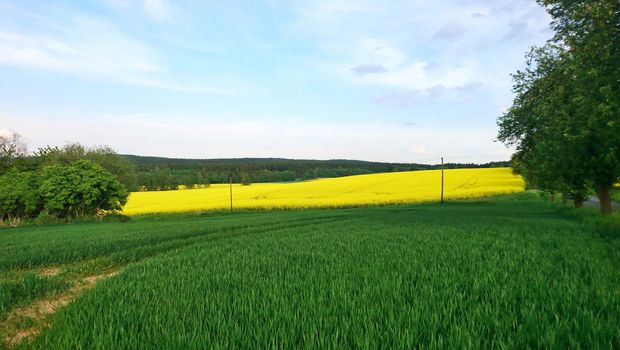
<box><xmin>584</xmin><ymin>197</ymin><xmax>620</xmax><ymax>209</ymax></box>
<box><xmin>1</xmin><ymin>270</ymin><xmax>120</xmax><ymax>349</ymax></box>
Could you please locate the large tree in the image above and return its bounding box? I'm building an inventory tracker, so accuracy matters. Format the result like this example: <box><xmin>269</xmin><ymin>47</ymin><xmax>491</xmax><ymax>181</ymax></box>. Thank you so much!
<box><xmin>499</xmin><ymin>0</ymin><xmax>620</xmax><ymax>215</ymax></box>
<box><xmin>36</xmin><ymin>143</ymin><xmax>138</xmax><ymax>191</ymax></box>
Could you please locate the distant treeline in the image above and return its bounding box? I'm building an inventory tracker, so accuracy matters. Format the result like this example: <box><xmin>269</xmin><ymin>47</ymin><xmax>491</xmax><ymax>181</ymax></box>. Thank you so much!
<box><xmin>126</xmin><ymin>155</ymin><xmax>510</xmax><ymax>191</ymax></box>
<box><xmin>0</xmin><ymin>133</ymin><xmax>511</xmax><ymax>196</ymax></box>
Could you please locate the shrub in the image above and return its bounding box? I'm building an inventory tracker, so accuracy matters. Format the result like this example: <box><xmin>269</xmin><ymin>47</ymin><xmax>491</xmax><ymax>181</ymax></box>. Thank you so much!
<box><xmin>0</xmin><ymin>169</ymin><xmax>42</xmax><ymax>221</ymax></box>
<box><xmin>39</xmin><ymin>160</ymin><xmax>128</xmax><ymax>218</ymax></box>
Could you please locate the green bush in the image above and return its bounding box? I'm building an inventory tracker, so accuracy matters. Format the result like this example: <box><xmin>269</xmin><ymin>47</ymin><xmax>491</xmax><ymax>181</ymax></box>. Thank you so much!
<box><xmin>0</xmin><ymin>160</ymin><xmax>128</xmax><ymax>223</ymax></box>
<box><xmin>0</xmin><ymin>169</ymin><xmax>42</xmax><ymax>221</ymax></box>
<box><xmin>40</xmin><ymin>160</ymin><xmax>128</xmax><ymax>218</ymax></box>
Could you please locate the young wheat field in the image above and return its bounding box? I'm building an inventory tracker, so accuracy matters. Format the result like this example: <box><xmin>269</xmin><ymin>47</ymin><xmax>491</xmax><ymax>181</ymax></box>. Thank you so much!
<box><xmin>123</xmin><ymin>167</ymin><xmax>524</xmax><ymax>214</ymax></box>
<box><xmin>1</xmin><ymin>193</ymin><xmax>618</xmax><ymax>349</ymax></box>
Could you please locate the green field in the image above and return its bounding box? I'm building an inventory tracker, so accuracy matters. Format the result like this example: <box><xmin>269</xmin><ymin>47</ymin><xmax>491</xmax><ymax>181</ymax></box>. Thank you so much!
<box><xmin>1</xmin><ymin>193</ymin><xmax>619</xmax><ymax>349</ymax></box>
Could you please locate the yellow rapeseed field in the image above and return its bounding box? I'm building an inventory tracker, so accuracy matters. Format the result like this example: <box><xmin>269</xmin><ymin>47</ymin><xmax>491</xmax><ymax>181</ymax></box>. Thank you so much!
<box><xmin>122</xmin><ymin>167</ymin><xmax>524</xmax><ymax>215</ymax></box>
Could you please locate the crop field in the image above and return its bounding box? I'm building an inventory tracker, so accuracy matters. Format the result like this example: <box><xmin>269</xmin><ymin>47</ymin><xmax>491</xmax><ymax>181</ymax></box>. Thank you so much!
<box><xmin>123</xmin><ymin>167</ymin><xmax>524</xmax><ymax>215</ymax></box>
<box><xmin>1</xmin><ymin>192</ymin><xmax>618</xmax><ymax>349</ymax></box>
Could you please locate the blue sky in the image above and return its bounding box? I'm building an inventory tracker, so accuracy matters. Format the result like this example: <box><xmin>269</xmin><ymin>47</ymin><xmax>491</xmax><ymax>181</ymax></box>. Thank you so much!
<box><xmin>0</xmin><ymin>0</ymin><xmax>552</xmax><ymax>163</ymax></box>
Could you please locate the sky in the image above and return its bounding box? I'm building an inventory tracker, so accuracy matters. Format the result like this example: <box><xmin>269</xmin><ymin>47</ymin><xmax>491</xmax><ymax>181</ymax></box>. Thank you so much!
<box><xmin>0</xmin><ymin>0</ymin><xmax>553</xmax><ymax>163</ymax></box>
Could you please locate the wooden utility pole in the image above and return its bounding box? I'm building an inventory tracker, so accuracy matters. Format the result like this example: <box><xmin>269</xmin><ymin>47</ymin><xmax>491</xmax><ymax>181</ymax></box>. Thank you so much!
<box><xmin>229</xmin><ymin>176</ymin><xmax>233</xmax><ymax>211</ymax></box>
<box><xmin>440</xmin><ymin>157</ymin><xmax>444</xmax><ymax>204</ymax></box>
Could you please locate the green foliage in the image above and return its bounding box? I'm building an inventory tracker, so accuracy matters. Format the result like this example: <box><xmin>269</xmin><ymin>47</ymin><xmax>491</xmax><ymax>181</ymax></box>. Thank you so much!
<box><xmin>127</xmin><ymin>155</ymin><xmax>511</xmax><ymax>189</ymax></box>
<box><xmin>498</xmin><ymin>0</ymin><xmax>620</xmax><ymax>214</ymax></box>
<box><xmin>0</xmin><ymin>160</ymin><xmax>128</xmax><ymax>224</ymax></box>
<box><xmin>0</xmin><ymin>141</ymin><xmax>134</xmax><ymax>224</ymax></box>
<box><xmin>240</xmin><ymin>172</ymin><xmax>251</xmax><ymax>186</ymax></box>
<box><xmin>0</xmin><ymin>169</ymin><xmax>42</xmax><ymax>221</ymax></box>
<box><xmin>39</xmin><ymin>160</ymin><xmax>128</xmax><ymax>218</ymax></box>
<box><xmin>612</xmin><ymin>186</ymin><xmax>620</xmax><ymax>202</ymax></box>
<box><xmin>136</xmin><ymin>167</ymin><xmax>181</xmax><ymax>191</ymax></box>
<box><xmin>0</xmin><ymin>194</ymin><xmax>617</xmax><ymax>348</ymax></box>
<box><xmin>0</xmin><ymin>131</ymin><xmax>27</xmax><ymax>176</ymax></box>
<box><xmin>37</xmin><ymin>143</ymin><xmax>138</xmax><ymax>191</ymax></box>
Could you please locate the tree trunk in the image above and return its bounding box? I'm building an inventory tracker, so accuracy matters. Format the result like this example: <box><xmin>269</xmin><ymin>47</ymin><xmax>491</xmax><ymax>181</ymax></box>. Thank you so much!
<box><xmin>595</xmin><ymin>184</ymin><xmax>613</xmax><ymax>216</ymax></box>
<box><xmin>550</xmin><ymin>192</ymin><xmax>555</xmax><ymax>202</ymax></box>
<box><xmin>573</xmin><ymin>193</ymin><xmax>583</xmax><ymax>209</ymax></box>
<box><xmin>562</xmin><ymin>193</ymin><xmax>568</xmax><ymax>206</ymax></box>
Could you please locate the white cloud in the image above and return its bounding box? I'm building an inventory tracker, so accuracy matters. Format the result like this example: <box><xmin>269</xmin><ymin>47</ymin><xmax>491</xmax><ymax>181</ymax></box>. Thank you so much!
<box><xmin>141</xmin><ymin>0</ymin><xmax>171</xmax><ymax>20</ymax></box>
<box><xmin>358</xmin><ymin>38</ymin><xmax>406</xmax><ymax>67</ymax></box>
<box><xmin>433</xmin><ymin>22</ymin><xmax>467</xmax><ymax>40</ymax></box>
<box><xmin>0</xmin><ymin>26</ymin><xmax>159</xmax><ymax>77</ymax></box>
<box><xmin>287</xmin><ymin>0</ymin><xmax>551</xmax><ymax>103</ymax></box>
<box><xmin>293</xmin><ymin>1</ymin><xmax>381</xmax><ymax>26</ymax></box>
<box><xmin>2</xmin><ymin>112</ymin><xmax>512</xmax><ymax>163</ymax></box>
<box><xmin>359</xmin><ymin>60</ymin><xmax>475</xmax><ymax>91</ymax></box>
<box><xmin>351</xmin><ymin>64</ymin><xmax>387</xmax><ymax>75</ymax></box>
<box><xmin>0</xmin><ymin>8</ymin><xmax>262</xmax><ymax>95</ymax></box>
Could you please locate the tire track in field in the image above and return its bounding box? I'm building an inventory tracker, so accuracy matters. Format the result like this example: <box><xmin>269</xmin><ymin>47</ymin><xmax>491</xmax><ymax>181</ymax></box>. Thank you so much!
<box><xmin>0</xmin><ymin>215</ymin><xmax>358</xmax><ymax>348</ymax></box>
<box><xmin>98</xmin><ymin>215</ymin><xmax>355</xmax><ymax>266</ymax></box>
<box><xmin>0</xmin><ymin>214</ymin><xmax>351</xmax><ymax>270</ymax></box>
<box><xmin>1</xmin><ymin>269</ymin><xmax>120</xmax><ymax>349</ymax></box>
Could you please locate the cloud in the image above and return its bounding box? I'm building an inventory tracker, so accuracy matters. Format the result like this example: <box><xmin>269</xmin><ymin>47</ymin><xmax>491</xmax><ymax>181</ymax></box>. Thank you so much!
<box><xmin>501</xmin><ymin>21</ymin><xmax>529</xmax><ymax>42</ymax></box>
<box><xmin>141</xmin><ymin>0</ymin><xmax>171</xmax><ymax>20</ymax></box>
<box><xmin>358</xmin><ymin>38</ymin><xmax>406</xmax><ymax>67</ymax></box>
<box><xmin>455</xmin><ymin>82</ymin><xmax>483</xmax><ymax>93</ymax></box>
<box><xmin>373</xmin><ymin>91</ymin><xmax>421</xmax><ymax>107</ymax></box>
<box><xmin>0</xmin><ymin>0</ymin><xmax>548</xmax><ymax>162</ymax></box>
<box><xmin>288</xmin><ymin>0</ymin><xmax>551</xmax><ymax>97</ymax></box>
<box><xmin>0</xmin><ymin>27</ymin><xmax>214</xmax><ymax>93</ymax></box>
<box><xmin>2</xmin><ymin>112</ymin><xmax>512</xmax><ymax>163</ymax></box>
<box><xmin>350</xmin><ymin>64</ymin><xmax>387</xmax><ymax>75</ymax></box>
<box><xmin>373</xmin><ymin>81</ymin><xmax>483</xmax><ymax>107</ymax></box>
<box><xmin>357</xmin><ymin>60</ymin><xmax>475</xmax><ymax>91</ymax></box>
<box><xmin>0</xmin><ymin>4</ymin><xmax>163</xmax><ymax>84</ymax></box>
<box><xmin>432</xmin><ymin>22</ymin><xmax>467</xmax><ymax>40</ymax></box>
<box><xmin>0</xmin><ymin>27</ymin><xmax>159</xmax><ymax>78</ymax></box>
<box><xmin>292</xmin><ymin>1</ymin><xmax>381</xmax><ymax>28</ymax></box>
<box><xmin>104</xmin><ymin>0</ymin><xmax>174</xmax><ymax>21</ymax></box>
<box><xmin>0</xmin><ymin>5</ymin><xmax>263</xmax><ymax>95</ymax></box>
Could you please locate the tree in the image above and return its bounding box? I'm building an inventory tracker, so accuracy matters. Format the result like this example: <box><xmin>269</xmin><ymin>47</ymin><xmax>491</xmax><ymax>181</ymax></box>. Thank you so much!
<box><xmin>241</xmin><ymin>172</ymin><xmax>251</xmax><ymax>186</ymax></box>
<box><xmin>0</xmin><ymin>169</ymin><xmax>42</xmax><ymax>222</ymax></box>
<box><xmin>498</xmin><ymin>0</ymin><xmax>620</xmax><ymax>215</ymax></box>
<box><xmin>0</xmin><ymin>131</ymin><xmax>27</xmax><ymax>175</ymax></box>
<box><xmin>39</xmin><ymin>160</ymin><xmax>128</xmax><ymax>218</ymax></box>
<box><xmin>37</xmin><ymin>143</ymin><xmax>138</xmax><ymax>191</ymax></box>
<box><xmin>544</xmin><ymin>0</ymin><xmax>620</xmax><ymax>215</ymax></box>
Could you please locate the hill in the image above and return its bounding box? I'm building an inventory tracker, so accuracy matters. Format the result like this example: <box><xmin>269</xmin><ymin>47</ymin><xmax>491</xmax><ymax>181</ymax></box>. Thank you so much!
<box><xmin>124</xmin><ymin>154</ymin><xmax>510</xmax><ymax>190</ymax></box>
<box><xmin>123</xmin><ymin>167</ymin><xmax>523</xmax><ymax>214</ymax></box>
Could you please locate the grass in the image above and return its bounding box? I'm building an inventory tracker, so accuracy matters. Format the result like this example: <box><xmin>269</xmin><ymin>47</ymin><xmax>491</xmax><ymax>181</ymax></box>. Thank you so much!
<box><xmin>1</xmin><ymin>192</ymin><xmax>619</xmax><ymax>348</ymax></box>
<box><xmin>0</xmin><ymin>274</ymin><xmax>68</xmax><ymax>321</ymax></box>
